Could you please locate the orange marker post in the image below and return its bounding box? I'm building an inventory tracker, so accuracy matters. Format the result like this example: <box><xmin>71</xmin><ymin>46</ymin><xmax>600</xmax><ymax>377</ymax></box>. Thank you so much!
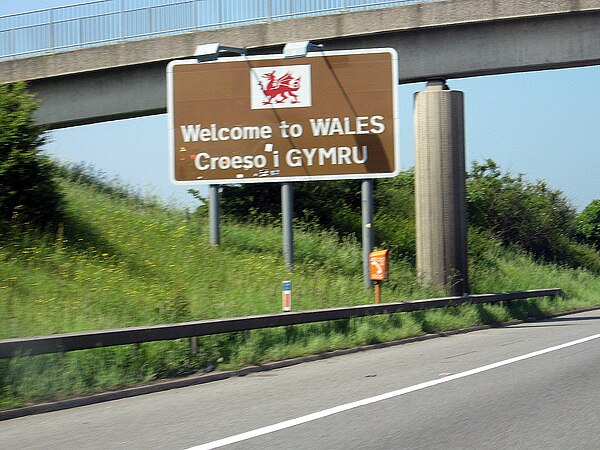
<box><xmin>369</xmin><ymin>250</ymin><xmax>389</xmax><ymax>304</ymax></box>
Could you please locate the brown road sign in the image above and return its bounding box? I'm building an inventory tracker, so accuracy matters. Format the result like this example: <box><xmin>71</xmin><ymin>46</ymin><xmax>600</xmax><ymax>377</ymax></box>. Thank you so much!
<box><xmin>167</xmin><ymin>48</ymin><xmax>399</xmax><ymax>184</ymax></box>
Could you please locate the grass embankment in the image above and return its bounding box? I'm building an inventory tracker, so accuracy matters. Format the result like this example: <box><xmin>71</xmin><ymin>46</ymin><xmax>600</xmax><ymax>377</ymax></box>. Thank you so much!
<box><xmin>1</xmin><ymin>178</ymin><xmax>599</xmax><ymax>410</ymax></box>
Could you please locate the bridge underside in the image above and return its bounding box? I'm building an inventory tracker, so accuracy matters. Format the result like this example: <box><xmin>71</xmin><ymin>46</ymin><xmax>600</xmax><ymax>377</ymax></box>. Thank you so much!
<box><xmin>1</xmin><ymin>0</ymin><xmax>598</xmax><ymax>128</ymax></box>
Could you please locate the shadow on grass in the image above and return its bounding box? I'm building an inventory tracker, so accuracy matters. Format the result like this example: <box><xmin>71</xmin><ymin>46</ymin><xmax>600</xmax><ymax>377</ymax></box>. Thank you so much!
<box><xmin>60</xmin><ymin>209</ymin><xmax>164</xmax><ymax>281</ymax></box>
<box><xmin>508</xmin><ymin>298</ymin><xmax>545</xmax><ymax>320</ymax></box>
<box><xmin>474</xmin><ymin>304</ymin><xmax>504</xmax><ymax>325</ymax></box>
<box><xmin>411</xmin><ymin>308</ymin><xmax>467</xmax><ymax>334</ymax></box>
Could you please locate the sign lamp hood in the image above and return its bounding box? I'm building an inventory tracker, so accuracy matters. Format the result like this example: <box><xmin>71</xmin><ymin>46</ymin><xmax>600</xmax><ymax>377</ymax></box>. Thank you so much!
<box><xmin>194</xmin><ymin>43</ymin><xmax>247</xmax><ymax>62</ymax></box>
<box><xmin>283</xmin><ymin>41</ymin><xmax>324</xmax><ymax>58</ymax></box>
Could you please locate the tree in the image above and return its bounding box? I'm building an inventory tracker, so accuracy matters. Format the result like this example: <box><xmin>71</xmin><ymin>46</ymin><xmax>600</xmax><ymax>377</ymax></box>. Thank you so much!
<box><xmin>0</xmin><ymin>82</ymin><xmax>62</xmax><ymax>227</ymax></box>
<box><xmin>466</xmin><ymin>159</ymin><xmax>577</xmax><ymax>262</ymax></box>
<box><xmin>577</xmin><ymin>200</ymin><xmax>600</xmax><ymax>249</ymax></box>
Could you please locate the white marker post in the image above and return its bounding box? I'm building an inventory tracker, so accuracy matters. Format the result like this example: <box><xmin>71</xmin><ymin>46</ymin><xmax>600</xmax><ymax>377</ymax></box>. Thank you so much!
<box><xmin>282</xmin><ymin>280</ymin><xmax>292</xmax><ymax>311</ymax></box>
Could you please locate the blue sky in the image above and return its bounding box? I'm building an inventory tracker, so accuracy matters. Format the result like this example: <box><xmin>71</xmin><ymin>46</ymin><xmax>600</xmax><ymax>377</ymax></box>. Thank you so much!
<box><xmin>2</xmin><ymin>1</ymin><xmax>599</xmax><ymax>210</ymax></box>
<box><xmin>0</xmin><ymin>1</ymin><xmax>66</xmax><ymax>14</ymax></box>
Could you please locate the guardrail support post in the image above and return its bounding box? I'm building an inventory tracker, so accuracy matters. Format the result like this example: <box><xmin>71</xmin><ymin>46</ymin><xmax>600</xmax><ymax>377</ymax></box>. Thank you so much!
<box><xmin>189</xmin><ymin>336</ymin><xmax>198</xmax><ymax>356</ymax></box>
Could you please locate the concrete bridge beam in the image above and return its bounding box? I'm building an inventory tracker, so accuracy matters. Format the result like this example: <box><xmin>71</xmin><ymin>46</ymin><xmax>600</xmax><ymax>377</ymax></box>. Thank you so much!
<box><xmin>0</xmin><ymin>0</ymin><xmax>598</xmax><ymax>128</ymax></box>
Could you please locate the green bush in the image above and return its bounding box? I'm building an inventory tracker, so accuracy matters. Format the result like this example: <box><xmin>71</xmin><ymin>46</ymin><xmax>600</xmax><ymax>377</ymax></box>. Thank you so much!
<box><xmin>0</xmin><ymin>82</ymin><xmax>63</xmax><ymax>228</ymax></box>
<box><xmin>467</xmin><ymin>159</ymin><xmax>577</xmax><ymax>263</ymax></box>
<box><xmin>218</xmin><ymin>173</ymin><xmax>416</xmax><ymax>259</ymax></box>
<box><xmin>220</xmin><ymin>179</ymin><xmax>364</xmax><ymax>234</ymax></box>
<box><xmin>577</xmin><ymin>200</ymin><xmax>600</xmax><ymax>249</ymax></box>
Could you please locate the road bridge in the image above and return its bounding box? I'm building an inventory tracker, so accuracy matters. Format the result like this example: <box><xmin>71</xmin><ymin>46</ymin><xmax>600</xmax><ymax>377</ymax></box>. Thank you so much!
<box><xmin>1</xmin><ymin>0</ymin><xmax>599</xmax><ymax>128</ymax></box>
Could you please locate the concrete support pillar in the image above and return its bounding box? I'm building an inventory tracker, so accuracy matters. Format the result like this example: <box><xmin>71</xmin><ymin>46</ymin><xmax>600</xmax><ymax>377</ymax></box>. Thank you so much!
<box><xmin>414</xmin><ymin>80</ymin><xmax>468</xmax><ymax>295</ymax></box>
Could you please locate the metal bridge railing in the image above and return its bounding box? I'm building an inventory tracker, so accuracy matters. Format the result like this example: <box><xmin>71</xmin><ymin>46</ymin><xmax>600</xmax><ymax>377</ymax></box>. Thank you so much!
<box><xmin>0</xmin><ymin>0</ymin><xmax>437</xmax><ymax>61</ymax></box>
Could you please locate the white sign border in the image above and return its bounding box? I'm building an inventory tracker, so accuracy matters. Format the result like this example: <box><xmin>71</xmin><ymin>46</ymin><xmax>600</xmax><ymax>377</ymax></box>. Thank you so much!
<box><xmin>167</xmin><ymin>48</ymin><xmax>400</xmax><ymax>185</ymax></box>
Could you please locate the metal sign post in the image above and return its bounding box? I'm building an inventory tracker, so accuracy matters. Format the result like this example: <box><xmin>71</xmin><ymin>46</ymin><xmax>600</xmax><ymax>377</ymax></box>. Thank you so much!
<box><xmin>281</xmin><ymin>182</ymin><xmax>294</xmax><ymax>269</ymax></box>
<box><xmin>209</xmin><ymin>184</ymin><xmax>220</xmax><ymax>246</ymax></box>
<box><xmin>362</xmin><ymin>180</ymin><xmax>374</xmax><ymax>288</ymax></box>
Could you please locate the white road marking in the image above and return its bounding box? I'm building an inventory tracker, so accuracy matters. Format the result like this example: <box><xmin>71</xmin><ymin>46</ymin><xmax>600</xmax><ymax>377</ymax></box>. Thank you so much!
<box><xmin>188</xmin><ymin>333</ymin><xmax>600</xmax><ymax>450</ymax></box>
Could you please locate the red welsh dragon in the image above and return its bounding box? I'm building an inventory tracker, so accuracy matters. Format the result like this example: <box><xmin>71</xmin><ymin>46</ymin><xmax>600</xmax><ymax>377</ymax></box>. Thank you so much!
<box><xmin>259</xmin><ymin>71</ymin><xmax>302</xmax><ymax>105</ymax></box>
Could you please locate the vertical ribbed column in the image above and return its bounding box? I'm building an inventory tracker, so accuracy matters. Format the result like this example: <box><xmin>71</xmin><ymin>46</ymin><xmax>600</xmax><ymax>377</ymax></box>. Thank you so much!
<box><xmin>414</xmin><ymin>80</ymin><xmax>468</xmax><ymax>295</ymax></box>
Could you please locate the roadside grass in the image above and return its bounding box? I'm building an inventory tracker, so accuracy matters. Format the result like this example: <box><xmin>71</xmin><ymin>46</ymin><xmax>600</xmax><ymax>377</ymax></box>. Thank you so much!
<box><xmin>1</xmin><ymin>177</ymin><xmax>600</xmax><ymax>410</ymax></box>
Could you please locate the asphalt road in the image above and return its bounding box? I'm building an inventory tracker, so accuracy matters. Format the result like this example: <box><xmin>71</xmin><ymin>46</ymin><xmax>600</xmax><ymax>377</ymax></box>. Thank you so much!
<box><xmin>1</xmin><ymin>310</ymin><xmax>599</xmax><ymax>449</ymax></box>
